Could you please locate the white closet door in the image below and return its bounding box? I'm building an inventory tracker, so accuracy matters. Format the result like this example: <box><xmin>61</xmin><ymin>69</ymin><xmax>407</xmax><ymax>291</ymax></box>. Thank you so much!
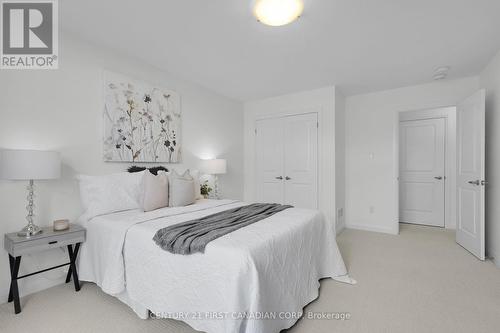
<box><xmin>399</xmin><ymin>118</ymin><xmax>446</xmax><ymax>227</ymax></box>
<box><xmin>283</xmin><ymin>113</ymin><xmax>318</xmax><ymax>209</ymax></box>
<box><xmin>256</xmin><ymin>118</ymin><xmax>284</xmax><ymax>204</ymax></box>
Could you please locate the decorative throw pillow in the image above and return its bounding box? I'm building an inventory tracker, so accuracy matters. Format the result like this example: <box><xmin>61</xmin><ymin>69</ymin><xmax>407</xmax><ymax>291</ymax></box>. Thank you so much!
<box><xmin>139</xmin><ymin>171</ymin><xmax>169</xmax><ymax>212</ymax></box>
<box><xmin>77</xmin><ymin>171</ymin><xmax>144</xmax><ymax>219</ymax></box>
<box><xmin>169</xmin><ymin>170</ymin><xmax>196</xmax><ymax>207</ymax></box>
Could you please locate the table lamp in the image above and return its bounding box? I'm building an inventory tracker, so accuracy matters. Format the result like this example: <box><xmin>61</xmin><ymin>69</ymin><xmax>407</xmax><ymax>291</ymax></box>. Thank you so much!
<box><xmin>201</xmin><ymin>159</ymin><xmax>227</xmax><ymax>199</ymax></box>
<box><xmin>0</xmin><ymin>149</ymin><xmax>61</xmax><ymax>237</ymax></box>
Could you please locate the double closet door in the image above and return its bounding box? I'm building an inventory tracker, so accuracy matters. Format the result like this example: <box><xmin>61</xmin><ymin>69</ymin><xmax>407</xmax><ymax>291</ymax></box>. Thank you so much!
<box><xmin>255</xmin><ymin>113</ymin><xmax>318</xmax><ymax>209</ymax></box>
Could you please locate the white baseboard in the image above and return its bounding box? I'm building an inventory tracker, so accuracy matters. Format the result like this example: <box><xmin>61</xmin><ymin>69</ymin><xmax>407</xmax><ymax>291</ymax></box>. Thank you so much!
<box><xmin>493</xmin><ymin>257</ymin><xmax>500</xmax><ymax>268</ymax></box>
<box><xmin>336</xmin><ymin>222</ymin><xmax>345</xmax><ymax>235</ymax></box>
<box><xmin>346</xmin><ymin>223</ymin><xmax>398</xmax><ymax>235</ymax></box>
<box><xmin>487</xmin><ymin>246</ymin><xmax>500</xmax><ymax>268</ymax></box>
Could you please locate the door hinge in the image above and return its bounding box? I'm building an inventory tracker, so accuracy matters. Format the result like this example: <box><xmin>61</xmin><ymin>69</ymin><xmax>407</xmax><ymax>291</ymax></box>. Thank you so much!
<box><xmin>254</xmin><ymin>128</ymin><xmax>257</xmax><ymax>135</ymax></box>
<box><xmin>317</xmin><ymin>122</ymin><xmax>319</xmax><ymax>128</ymax></box>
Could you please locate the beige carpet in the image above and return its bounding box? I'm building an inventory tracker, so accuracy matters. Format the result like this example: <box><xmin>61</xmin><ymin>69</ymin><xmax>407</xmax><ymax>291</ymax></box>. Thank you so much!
<box><xmin>1</xmin><ymin>224</ymin><xmax>499</xmax><ymax>333</ymax></box>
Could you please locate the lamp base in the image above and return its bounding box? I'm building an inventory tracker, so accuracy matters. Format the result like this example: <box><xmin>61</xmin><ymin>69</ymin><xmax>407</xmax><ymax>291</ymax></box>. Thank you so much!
<box><xmin>17</xmin><ymin>224</ymin><xmax>43</xmax><ymax>237</ymax></box>
<box><xmin>213</xmin><ymin>175</ymin><xmax>220</xmax><ymax>199</ymax></box>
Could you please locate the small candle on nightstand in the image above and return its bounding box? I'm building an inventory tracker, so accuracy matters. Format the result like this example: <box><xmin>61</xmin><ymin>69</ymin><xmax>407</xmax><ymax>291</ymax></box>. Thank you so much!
<box><xmin>53</xmin><ymin>219</ymin><xmax>70</xmax><ymax>231</ymax></box>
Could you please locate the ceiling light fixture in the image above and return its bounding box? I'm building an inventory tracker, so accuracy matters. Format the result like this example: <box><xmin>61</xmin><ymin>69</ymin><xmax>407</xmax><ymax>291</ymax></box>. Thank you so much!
<box><xmin>433</xmin><ymin>66</ymin><xmax>450</xmax><ymax>80</ymax></box>
<box><xmin>253</xmin><ymin>0</ymin><xmax>304</xmax><ymax>27</ymax></box>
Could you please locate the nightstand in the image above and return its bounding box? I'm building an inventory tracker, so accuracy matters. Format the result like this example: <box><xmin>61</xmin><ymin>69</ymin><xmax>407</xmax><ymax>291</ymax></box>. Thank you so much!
<box><xmin>4</xmin><ymin>224</ymin><xmax>86</xmax><ymax>314</ymax></box>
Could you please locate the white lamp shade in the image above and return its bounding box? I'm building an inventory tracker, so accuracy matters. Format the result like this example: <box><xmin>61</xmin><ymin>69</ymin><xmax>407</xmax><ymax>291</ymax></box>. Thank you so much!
<box><xmin>0</xmin><ymin>149</ymin><xmax>61</xmax><ymax>180</ymax></box>
<box><xmin>253</xmin><ymin>0</ymin><xmax>304</xmax><ymax>27</ymax></box>
<box><xmin>201</xmin><ymin>159</ymin><xmax>227</xmax><ymax>175</ymax></box>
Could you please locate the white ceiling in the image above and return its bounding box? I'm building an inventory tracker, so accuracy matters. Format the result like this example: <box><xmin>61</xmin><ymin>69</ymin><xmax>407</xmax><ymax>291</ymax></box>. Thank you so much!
<box><xmin>61</xmin><ymin>0</ymin><xmax>500</xmax><ymax>101</ymax></box>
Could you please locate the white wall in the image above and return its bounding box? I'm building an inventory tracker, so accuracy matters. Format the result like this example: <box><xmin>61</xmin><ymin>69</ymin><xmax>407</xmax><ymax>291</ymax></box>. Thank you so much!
<box><xmin>335</xmin><ymin>90</ymin><xmax>346</xmax><ymax>233</ymax></box>
<box><xmin>480</xmin><ymin>50</ymin><xmax>500</xmax><ymax>266</ymax></box>
<box><xmin>345</xmin><ymin>77</ymin><xmax>479</xmax><ymax>234</ymax></box>
<box><xmin>244</xmin><ymin>87</ymin><xmax>338</xmax><ymax>229</ymax></box>
<box><xmin>0</xmin><ymin>33</ymin><xmax>244</xmax><ymax>301</ymax></box>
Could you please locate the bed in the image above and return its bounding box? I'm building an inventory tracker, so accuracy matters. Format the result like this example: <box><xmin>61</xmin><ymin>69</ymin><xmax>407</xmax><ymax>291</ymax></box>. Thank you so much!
<box><xmin>78</xmin><ymin>199</ymin><xmax>353</xmax><ymax>333</ymax></box>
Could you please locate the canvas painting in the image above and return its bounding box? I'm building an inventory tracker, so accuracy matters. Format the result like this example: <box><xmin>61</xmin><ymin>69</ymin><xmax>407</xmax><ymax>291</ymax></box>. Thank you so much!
<box><xmin>103</xmin><ymin>72</ymin><xmax>181</xmax><ymax>162</ymax></box>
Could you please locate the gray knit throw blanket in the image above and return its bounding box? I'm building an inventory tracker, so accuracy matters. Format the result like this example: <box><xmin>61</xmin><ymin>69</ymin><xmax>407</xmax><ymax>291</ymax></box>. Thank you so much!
<box><xmin>153</xmin><ymin>203</ymin><xmax>293</xmax><ymax>254</ymax></box>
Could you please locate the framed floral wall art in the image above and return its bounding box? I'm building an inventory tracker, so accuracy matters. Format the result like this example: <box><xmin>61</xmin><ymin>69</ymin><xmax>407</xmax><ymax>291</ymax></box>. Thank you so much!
<box><xmin>103</xmin><ymin>71</ymin><xmax>181</xmax><ymax>162</ymax></box>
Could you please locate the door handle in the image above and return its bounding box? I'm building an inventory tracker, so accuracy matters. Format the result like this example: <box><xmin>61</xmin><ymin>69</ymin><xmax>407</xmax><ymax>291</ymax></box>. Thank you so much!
<box><xmin>434</xmin><ymin>176</ymin><xmax>443</xmax><ymax>180</ymax></box>
<box><xmin>468</xmin><ymin>180</ymin><xmax>480</xmax><ymax>186</ymax></box>
<box><xmin>285</xmin><ymin>176</ymin><xmax>291</xmax><ymax>180</ymax></box>
<box><xmin>275</xmin><ymin>176</ymin><xmax>283</xmax><ymax>180</ymax></box>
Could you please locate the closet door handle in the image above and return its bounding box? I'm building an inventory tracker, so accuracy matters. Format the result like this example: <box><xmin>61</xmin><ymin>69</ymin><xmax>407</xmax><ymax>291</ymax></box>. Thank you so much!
<box><xmin>275</xmin><ymin>176</ymin><xmax>283</xmax><ymax>180</ymax></box>
<box><xmin>285</xmin><ymin>176</ymin><xmax>291</xmax><ymax>180</ymax></box>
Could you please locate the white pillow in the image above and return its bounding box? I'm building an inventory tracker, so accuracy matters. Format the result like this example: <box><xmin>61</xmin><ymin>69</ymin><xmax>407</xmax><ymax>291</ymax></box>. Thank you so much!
<box><xmin>139</xmin><ymin>171</ymin><xmax>169</xmax><ymax>212</ymax></box>
<box><xmin>169</xmin><ymin>170</ymin><xmax>196</xmax><ymax>207</ymax></box>
<box><xmin>190</xmin><ymin>169</ymin><xmax>203</xmax><ymax>200</ymax></box>
<box><xmin>77</xmin><ymin>171</ymin><xmax>144</xmax><ymax>219</ymax></box>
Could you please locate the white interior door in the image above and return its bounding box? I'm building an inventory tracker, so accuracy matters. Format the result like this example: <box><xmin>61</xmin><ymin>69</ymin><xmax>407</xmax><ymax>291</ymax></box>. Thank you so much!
<box><xmin>456</xmin><ymin>90</ymin><xmax>486</xmax><ymax>260</ymax></box>
<box><xmin>255</xmin><ymin>113</ymin><xmax>318</xmax><ymax>209</ymax></box>
<box><xmin>399</xmin><ymin>118</ymin><xmax>446</xmax><ymax>227</ymax></box>
<box><xmin>256</xmin><ymin>118</ymin><xmax>284</xmax><ymax>204</ymax></box>
<box><xmin>283</xmin><ymin>113</ymin><xmax>318</xmax><ymax>209</ymax></box>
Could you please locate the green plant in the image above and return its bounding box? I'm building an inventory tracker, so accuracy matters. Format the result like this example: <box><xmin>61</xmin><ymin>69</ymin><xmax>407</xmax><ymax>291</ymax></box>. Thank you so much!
<box><xmin>200</xmin><ymin>180</ymin><xmax>213</xmax><ymax>197</ymax></box>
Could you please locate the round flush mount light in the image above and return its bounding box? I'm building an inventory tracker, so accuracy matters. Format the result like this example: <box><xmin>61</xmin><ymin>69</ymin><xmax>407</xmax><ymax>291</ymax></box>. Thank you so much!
<box><xmin>253</xmin><ymin>0</ymin><xmax>304</xmax><ymax>27</ymax></box>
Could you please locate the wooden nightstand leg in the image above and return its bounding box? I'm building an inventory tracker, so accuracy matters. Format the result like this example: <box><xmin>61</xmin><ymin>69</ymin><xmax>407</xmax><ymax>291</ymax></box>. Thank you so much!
<box><xmin>65</xmin><ymin>268</ymin><xmax>71</xmax><ymax>283</ymax></box>
<box><xmin>8</xmin><ymin>255</ymin><xmax>22</xmax><ymax>314</ymax></box>
<box><xmin>66</xmin><ymin>243</ymin><xmax>80</xmax><ymax>283</ymax></box>
<box><xmin>8</xmin><ymin>255</ymin><xmax>14</xmax><ymax>302</ymax></box>
<box><xmin>67</xmin><ymin>244</ymin><xmax>81</xmax><ymax>291</ymax></box>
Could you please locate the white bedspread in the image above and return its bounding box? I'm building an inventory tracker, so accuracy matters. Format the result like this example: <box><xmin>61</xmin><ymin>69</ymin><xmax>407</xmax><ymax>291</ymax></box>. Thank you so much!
<box><xmin>78</xmin><ymin>199</ymin><xmax>352</xmax><ymax>333</ymax></box>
